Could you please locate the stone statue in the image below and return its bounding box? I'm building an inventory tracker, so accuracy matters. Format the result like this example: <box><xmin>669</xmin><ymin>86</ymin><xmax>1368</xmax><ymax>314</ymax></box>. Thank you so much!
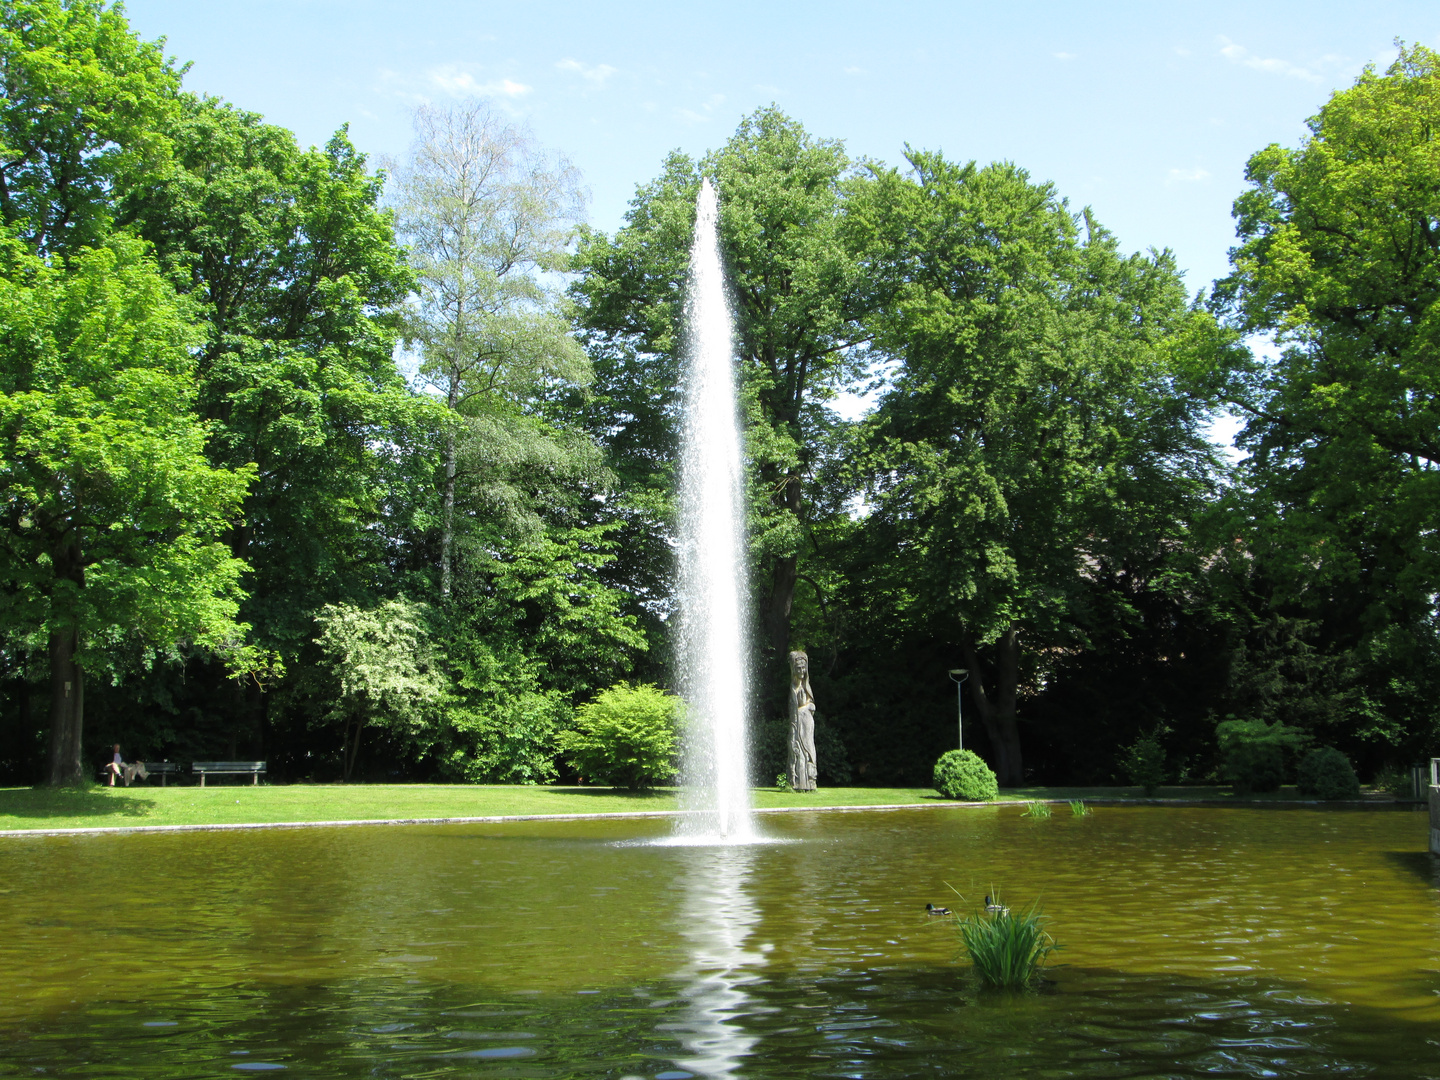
<box><xmin>787</xmin><ymin>650</ymin><xmax>818</xmax><ymax>791</ymax></box>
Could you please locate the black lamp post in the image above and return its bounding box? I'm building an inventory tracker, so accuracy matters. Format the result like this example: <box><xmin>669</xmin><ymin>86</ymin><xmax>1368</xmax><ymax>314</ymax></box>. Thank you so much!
<box><xmin>948</xmin><ymin>669</ymin><xmax>969</xmax><ymax>750</ymax></box>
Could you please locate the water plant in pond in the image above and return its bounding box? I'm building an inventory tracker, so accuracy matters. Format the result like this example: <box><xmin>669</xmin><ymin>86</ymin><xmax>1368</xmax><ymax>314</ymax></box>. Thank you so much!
<box><xmin>954</xmin><ymin>891</ymin><xmax>1059</xmax><ymax>989</ymax></box>
<box><xmin>1021</xmin><ymin>800</ymin><xmax>1052</xmax><ymax>819</ymax></box>
<box><xmin>1069</xmin><ymin>800</ymin><xmax>1091</xmax><ymax>816</ymax></box>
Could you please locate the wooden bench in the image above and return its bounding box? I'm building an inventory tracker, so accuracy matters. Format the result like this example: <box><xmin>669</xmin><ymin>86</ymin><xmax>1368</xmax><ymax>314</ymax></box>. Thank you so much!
<box><xmin>192</xmin><ymin>761</ymin><xmax>266</xmax><ymax>786</ymax></box>
<box><xmin>143</xmin><ymin>762</ymin><xmax>180</xmax><ymax>786</ymax></box>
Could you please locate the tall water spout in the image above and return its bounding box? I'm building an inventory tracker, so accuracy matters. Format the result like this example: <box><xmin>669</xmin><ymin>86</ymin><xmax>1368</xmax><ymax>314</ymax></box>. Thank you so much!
<box><xmin>676</xmin><ymin>179</ymin><xmax>755</xmax><ymax>842</ymax></box>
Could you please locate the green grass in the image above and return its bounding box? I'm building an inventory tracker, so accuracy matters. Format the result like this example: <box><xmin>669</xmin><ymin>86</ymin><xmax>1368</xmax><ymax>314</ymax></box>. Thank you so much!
<box><xmin>0</xmin><ymin>783</ymin><xmax>959</xmax><ymax>832</ymax></box>
<box><xmin>1020</xmin><ymin>800</ymin><xmax>1053</xmax><ymax>819</ymax></box>
<box><xmin>0</xmin><ymin>780</ymin><xmax>1375</xmax><ymax>833</ymax></box>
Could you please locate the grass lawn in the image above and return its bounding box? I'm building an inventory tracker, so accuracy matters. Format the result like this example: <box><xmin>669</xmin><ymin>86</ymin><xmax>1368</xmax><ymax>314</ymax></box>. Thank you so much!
<box><xmin>0</xmin><ymin>781</ymin><xmax>1375</xmax><ymax>833</ymax></box>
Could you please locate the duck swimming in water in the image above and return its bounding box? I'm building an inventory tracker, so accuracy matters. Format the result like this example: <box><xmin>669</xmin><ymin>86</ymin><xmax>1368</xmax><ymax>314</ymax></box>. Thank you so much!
<box><xmin>925</xmin><ymin>903</ymin><xmax>952</xmax><ymax>916</ymax></box>
<box><xmin>984</xmin><ymin>896</ymin><xmax>1010</xmax><ymax>915</ymax></box>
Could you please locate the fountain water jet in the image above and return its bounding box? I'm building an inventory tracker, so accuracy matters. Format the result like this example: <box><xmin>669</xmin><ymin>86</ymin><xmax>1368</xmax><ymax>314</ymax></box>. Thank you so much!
<box><xmin>674</xmin><ymin>179</ymin><xmax>756</xmax><ymax>844</ymax></box>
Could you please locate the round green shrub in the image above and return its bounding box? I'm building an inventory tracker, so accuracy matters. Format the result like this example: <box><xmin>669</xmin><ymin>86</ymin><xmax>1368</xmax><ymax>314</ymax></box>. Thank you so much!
<box><xmin>1225</xmin><ymin>742</ymin><xmax>1284</xmax><ymax>795</ymax></box>
<box><xmin>1121</xmin><ymin>729</ymin><xmax>1167</xmax><ymax>796</ymax></box>
<box><xmin>556</xmin><ymin>683</ymin><xmax>683</xmax><ymax>790</ymax></box>
<box><xmin>933</xmin><ymin>749</ymin><xmax>999</xmax><ymax>801</ymax></box>
<box><xmin>1296</xmin><ymin>747</ymin><xmax>1360</xmax><ymax>800</ymax></box>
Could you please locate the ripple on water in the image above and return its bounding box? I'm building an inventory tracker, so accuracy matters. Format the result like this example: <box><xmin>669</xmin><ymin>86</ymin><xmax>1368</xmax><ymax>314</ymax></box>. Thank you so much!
<box><xmin>1</xmin><ymin>807</ymin><xmax>1438</xmax><ymax>1079</ymax></box>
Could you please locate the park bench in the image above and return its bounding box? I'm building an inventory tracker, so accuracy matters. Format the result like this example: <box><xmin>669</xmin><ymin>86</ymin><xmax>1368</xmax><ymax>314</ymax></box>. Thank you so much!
<box><xmin>96</xmin><ymin>761</ymin><xmax>179</xmax><ymax>786</ymax></box>
<box><xmin>192</xmin><ymin>761</ymin><xmax>267</xmax><ymax>786</ymax></box>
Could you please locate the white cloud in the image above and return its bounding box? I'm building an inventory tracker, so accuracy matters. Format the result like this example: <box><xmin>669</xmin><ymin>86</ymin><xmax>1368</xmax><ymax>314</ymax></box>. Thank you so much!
<box><xmin>1173</xmin><ymin>46</ymin><xmax>1191</xmax><ymax>57</ymax></box>
<box><xmin>843</xmin><ymin>65</ymin><xmax>866</xmax><ymax>75</ymax></box>
<box><xmin>1167</xmin><ymin>167</ymin><xmax>1211</xmax><ymax>184</ymax></box>
<box><xmin>1217</xmin><ymin>36</ymin><xmax>1322</xmax><ymax>82</ymax></box>
<box><xmin>556</xmin><ymin>58</ymin><xmax>617</xmax><ymax>86</ymax></box>
<box><xmin>1053</xmin><ymin>51</ymin><xmax>1076</xmax><ymax>61</ymax></box>
<box><xmin>428</xmin><ymin>66</ymin><xmax>531</xmax><ymax>98</ymax></box>
<box><xmin>674</xmin><ymin>94</ymin><xmax>726</xmax><ymax>125</ymax></box>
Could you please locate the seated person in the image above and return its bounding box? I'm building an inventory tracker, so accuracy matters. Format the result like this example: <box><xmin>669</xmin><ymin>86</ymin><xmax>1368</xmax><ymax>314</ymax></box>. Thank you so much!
<box><xmin>104</xmin><ymin>745</ymin><xmax>148</xmax><ymax>787</ymax></box>
<box><xmin>104</xmin><ymin>744</ymin><xmax>123</xmax><ymax>786</ymax></box>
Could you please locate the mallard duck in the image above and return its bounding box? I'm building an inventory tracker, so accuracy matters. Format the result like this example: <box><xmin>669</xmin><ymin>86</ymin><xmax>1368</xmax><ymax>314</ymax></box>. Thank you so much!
<box><xmin>925</xmin><ymin>903</ymin><xmax>952</xmax><ymax>916</ymax></box>
<box><xmin>984</xmin><ymin>896</ymin><xmax>1010</xmax><ymax>915</ymax></box>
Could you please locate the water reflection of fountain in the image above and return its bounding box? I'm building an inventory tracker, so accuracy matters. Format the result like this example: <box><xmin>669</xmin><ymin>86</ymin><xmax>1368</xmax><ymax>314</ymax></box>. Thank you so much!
<box><xmin>662</xmin><ymin>845</ymin><xmax>768</xmax><ymax>1079</ymax></box>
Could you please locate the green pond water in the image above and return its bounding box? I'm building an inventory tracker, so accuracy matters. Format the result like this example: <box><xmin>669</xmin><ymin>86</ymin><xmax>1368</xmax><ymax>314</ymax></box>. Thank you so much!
<box><xmin>1</xmin><ymin>805</ymin><xmax>1437</xmax><ymax>1078</ymax></box>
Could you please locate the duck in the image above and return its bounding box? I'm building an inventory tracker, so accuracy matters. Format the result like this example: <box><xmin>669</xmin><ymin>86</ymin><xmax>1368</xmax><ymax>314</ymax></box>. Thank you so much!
<box><xmin>984</xmin><ymin>896</ymin><xmax>1010</xmax><ymax>915</ymax></box>
<box><xmin>925</xmin><ymin>903</ymin><xmax>952</xmax><ymax>916</ymax></box>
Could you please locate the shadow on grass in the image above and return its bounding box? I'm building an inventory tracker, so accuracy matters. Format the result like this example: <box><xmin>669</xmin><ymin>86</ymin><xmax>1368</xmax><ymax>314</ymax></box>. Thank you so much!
<box><xmin>0</xmin><ymin>785</ymin><xmax>157</xmax><ymax>821</ymax></box>
<box><xmin>539</xmin><ymin>787</ymin><xmax>676</xmax><ymax>800</ymax></box>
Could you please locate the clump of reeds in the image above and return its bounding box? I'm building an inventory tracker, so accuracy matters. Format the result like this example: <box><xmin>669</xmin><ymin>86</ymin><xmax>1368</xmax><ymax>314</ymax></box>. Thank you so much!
<box><xmin>1069</xmin><ymin>800</ymin><xmax>1091</xmax><ymax>816</ymax></box>
<box><xmin>1021</xmin><ymin>800</ymin><xmax>1052</xmax><ymax>819</ymax></box>
<box><xmin>954</xmin><ymin>891</ymin><xmax>1059</xmax><ymax>989</ymax></box>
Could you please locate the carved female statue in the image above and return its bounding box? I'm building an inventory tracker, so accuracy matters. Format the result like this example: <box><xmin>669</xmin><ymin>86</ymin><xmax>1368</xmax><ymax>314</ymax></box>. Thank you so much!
<box><xmin>788</xmin><ymin>650</ymin><xmax>818</xmax><ymax>791</ymax></box>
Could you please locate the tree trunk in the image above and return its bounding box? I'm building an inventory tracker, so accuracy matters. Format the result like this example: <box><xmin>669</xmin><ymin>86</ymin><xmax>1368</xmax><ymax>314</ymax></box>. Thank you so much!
<box><xmin>764</xmin><ymin>473</ymin><xmax>804</xmax><ymax>659</ymax></box>
<box><xmin>961</xmin><ymin>626</ymin><xmax>1024</xmax><ymax>786</ymax></box>
<box><xmin>766</xmin><ymin>554</ymin><xmax>798</xmax><ymax>659</ymax></box>
<box><xmin>439</xmin><ymin>427</ymin><xmax>457</xmax><ymax>600</ymax></box>
<box><xmin>343</xmin><ymin>717</ymin><xmax>362</xmax><ymax>782</ymax></box>
<box><xmin>46</xmin><ymin>626</ymin><xmax>85</xmax><ymax>787</ymax></box>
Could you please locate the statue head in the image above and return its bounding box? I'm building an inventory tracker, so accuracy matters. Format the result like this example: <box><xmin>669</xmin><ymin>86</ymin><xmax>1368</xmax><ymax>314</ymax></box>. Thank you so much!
<box><xmin>788</xmin><ymin>650</ymin><xmax>810</xmax><ymax>684</ymax></box>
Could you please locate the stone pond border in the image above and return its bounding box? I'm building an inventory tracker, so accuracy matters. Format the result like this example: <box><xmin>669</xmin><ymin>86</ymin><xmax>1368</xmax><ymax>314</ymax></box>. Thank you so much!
<box><xmin>0</xmin><ymin>796</ymin><xmax>1419</xmax><ymax>839</ymax></box>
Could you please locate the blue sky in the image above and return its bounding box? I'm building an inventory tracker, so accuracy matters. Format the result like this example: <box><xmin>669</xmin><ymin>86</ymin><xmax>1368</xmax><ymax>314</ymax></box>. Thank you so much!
<box><xmin>125</xmin><ymin>0</ymin><xmax>1435</xmax><ymax>296</ymax></box>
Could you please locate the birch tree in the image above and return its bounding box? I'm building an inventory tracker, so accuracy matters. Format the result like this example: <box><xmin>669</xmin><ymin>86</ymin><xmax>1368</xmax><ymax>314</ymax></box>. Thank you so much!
<box><xmin>390</xmin><ymin>101</ymin><xmax>590</xmax><ymax>599</ymax></box>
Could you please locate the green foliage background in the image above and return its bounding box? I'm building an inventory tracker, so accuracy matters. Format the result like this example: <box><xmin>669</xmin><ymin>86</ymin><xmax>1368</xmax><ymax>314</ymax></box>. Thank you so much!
<box><xmin>1</xmin><ymin>4</ymin><xmax>1437</xmax><ymax>788</ymax></box>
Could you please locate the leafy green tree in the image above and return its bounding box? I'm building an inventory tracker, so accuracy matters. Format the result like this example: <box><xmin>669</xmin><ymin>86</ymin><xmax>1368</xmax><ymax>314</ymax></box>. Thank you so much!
<box><xmin>314</xmin><ymin>598</ymin><xmax>443</xmax><ymax>781</ymax></box>
<box><xmin>557</xmin><ymin>682</ymin><xmax>683</xmax><ymax>789</ymax></box>
<box><xmin>1212</xmin><ymin>43</ymin><xmax>1440</xmax><ymax>757</ymax></box>
<box><xmin>0</xmin><ymin>235</ymin><xmax>254</xmax><ymax>784</ymax></box>
<box><xmin>851</xmin><ymin>152</ymin><xmax>1221</xmax><ymax>784</ymax></box>
<box><xmin>571</xmin><ymin>107</ymin><xmax>871</xmax><ymax>673</ymax></box>
<box><xmin>0</xmin><ymin>0</ymin><xmax>180</xmax><ymax>256</ymax></box>
<box><xmin>124</xmin><ymin>96</ymin><xmax>423</xmax><ymax>657</ymax></box>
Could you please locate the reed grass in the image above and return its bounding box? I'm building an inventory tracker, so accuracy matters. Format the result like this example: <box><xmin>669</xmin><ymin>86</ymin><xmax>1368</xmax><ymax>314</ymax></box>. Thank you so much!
<box><xmin>1021</xmin><ymin>800</ymin><xmax>1052</xmax><ymax>819</ymax></box>
<box><xmin>1069</xmin><ymin>800</ymin><xmax>1091</xmax><ymax>816</ymax></box>
<box><xmin>954</xmin><ymin>892</ymin><xmax>1059</xmax><ymax>989</ymax></box>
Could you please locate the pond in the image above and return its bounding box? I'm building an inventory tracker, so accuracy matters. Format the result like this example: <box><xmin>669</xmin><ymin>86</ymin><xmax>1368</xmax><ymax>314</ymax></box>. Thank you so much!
<box><xmin>1</xmin><ymin>805</ymin><xmax>1436</xmax><ymax>1078</ymax></box>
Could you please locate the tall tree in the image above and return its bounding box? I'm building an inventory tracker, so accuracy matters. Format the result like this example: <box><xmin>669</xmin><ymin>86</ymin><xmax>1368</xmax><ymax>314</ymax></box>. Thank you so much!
<box><xmin>572</xmin><ymin>107</ymin><xmax>871</xmax><ymax>677</ymax></box>
<box><xmin>0</xmin><ymin>235</ymin><xmax>253</xmax><ymax>784</ymax></box>
<box><xmin>1210</xmin><ymin>43</ymin><xmax>1440</xmax><ymax>758</ymax></box>
<box><xmin>852</xmin><ymin>152</ymin><xmax>1221</xmax><ymax>784</ymax></box>
<box><xmin>388</xmin><ymin>100</ymin><xmax>591</xmax><ymax>600</ymax></box>
<box><xmin>124</xmin><ymin>96</ymin><xmax>421</xmax><ymax>651</ymax></box>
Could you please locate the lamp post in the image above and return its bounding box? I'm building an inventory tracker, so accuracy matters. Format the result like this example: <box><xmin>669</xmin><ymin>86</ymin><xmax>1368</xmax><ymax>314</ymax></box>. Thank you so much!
<box><xmin>948</xmin><ymin>669</ymin><xmax>969</xmax><ymax>750</ymax></box>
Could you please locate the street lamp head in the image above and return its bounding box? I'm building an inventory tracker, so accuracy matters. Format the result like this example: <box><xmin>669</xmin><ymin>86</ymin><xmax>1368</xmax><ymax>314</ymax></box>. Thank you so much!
<box><xmin>949</xmin><ymin>668</ymin><xmax>968</xmax><ymax>677</ymax></box>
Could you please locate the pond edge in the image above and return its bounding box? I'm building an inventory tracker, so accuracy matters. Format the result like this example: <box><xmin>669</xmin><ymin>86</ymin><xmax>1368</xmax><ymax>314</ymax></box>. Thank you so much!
<box><xmin>0</xmin><ymin>797</ymin><xmax>1417</xmax><ymax>839</ymax></box>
